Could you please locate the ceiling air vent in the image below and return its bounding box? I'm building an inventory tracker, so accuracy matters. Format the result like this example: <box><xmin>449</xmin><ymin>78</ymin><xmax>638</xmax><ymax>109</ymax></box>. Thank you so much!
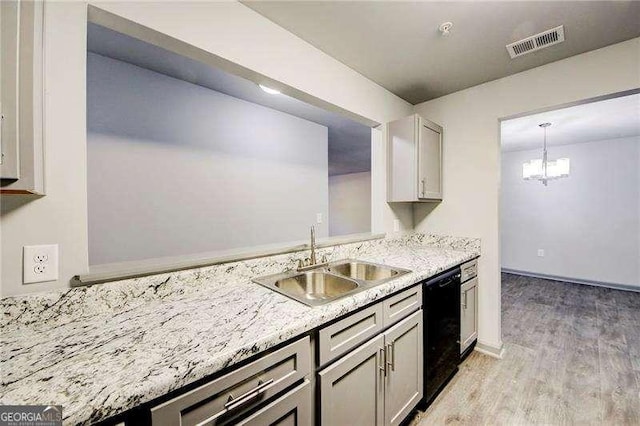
<box><xmin>506</xmin><ymin>25</ymin><xmax>565</xmax><ymax>59</ymax></box>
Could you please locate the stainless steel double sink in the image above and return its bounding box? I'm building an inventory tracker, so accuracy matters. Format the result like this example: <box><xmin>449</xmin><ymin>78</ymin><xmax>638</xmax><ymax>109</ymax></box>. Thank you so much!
<box><xmin>253</xmin><ymin>259</ymin><xmax>411</xmax><ymax>307</ymax></box>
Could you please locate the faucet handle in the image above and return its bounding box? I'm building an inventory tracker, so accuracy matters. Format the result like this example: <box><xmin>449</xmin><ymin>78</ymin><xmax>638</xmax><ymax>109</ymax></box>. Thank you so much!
<box><xmin>297</xmin><ymin>259</ymin><xmax>305</xmax><ymax>270</ymax></box>
<box><xmin>321</xmin><ymin>254</ymin><xmax>328</xmax><ymax>263</ymax></box>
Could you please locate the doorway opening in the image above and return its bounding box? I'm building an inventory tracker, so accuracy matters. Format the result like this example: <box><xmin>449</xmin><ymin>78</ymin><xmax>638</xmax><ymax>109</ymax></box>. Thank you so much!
<box><xmin>499</xmin><ymin>91</ymin><xmax>640</xmax><ymax>419</ymax></box>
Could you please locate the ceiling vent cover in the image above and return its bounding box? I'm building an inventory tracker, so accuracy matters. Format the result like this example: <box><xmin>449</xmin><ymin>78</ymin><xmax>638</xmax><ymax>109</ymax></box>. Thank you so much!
<box><xmin>506</xmin><ymin>25</ymin><xmax>565</xmax><ymax>59</ymax></box>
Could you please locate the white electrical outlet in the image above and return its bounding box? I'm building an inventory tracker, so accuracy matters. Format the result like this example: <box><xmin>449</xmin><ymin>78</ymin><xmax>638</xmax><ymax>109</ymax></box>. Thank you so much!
<box><xmin>394</xmin><ymin>219</ymin><xmax>400</xmax><ymax>232</ymax></box>
<box><xmin>537</xmin><ymin>249</ymin><xmax>545</xmax><ymax>257</ymax></box>
<box><xmin>316</xmin><ymin>213</ymin><xmax>323</xmax><ymax>224</ymax></box>
<box><xmin>23</xmin><ymin>244</ymin><xmax>59</xmax><ymax>284</ymax></box>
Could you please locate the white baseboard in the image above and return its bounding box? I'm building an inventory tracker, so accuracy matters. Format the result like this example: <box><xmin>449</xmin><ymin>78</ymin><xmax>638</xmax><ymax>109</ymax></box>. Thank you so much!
<box><xmin>501</xmin><ymin>268</ymin><xmax>640</xmax><ymax>293</ymax></box>
<box><xmin>475</xmin><ymin>340</ymin><xmax>505</xmax><ymax>359</ymax></box>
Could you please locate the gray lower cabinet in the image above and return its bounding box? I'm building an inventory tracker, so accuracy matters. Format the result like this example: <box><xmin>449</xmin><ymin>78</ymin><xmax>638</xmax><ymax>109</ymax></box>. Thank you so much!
<box><xmin>460</xmin><ymin>277</ymin><xmax>478</xmax><ymax>353</ymax></box>
<box><xmin>150</xmin><ymin>337</ymin><xmax>310</xmax><ymax>426</ymax></box>
<box><xmin>318</xmin><ymin>308</ymin><xmax>424</xmax><ymax>426</ymax></box>
<box><xmin>383</xmin><ymin>310</ymin><xmax>423</xmax><ymax>426</ymax></box>
<box><xmin>318</xmin><ymin>334</ymin><xmax>386</xmax><ymax>426</ymax></box>
<box><xmin>145</xmin><ymin>285</ymin><xmax>424</xmax><ymax>426</ymax></box>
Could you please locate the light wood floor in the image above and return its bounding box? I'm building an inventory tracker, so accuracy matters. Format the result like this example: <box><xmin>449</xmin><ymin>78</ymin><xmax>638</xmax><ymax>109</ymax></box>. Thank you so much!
<box><xmin>410</xmin><ymin>273</ymin><xmax>640</xmax><ymax>425</ymax></box>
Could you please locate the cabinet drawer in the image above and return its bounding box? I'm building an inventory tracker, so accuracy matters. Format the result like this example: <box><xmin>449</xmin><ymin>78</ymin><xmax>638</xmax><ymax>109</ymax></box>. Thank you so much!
<box><xmin>151</xmin><ymin>337</ymin><xmax>311</xmax><ymax>426</ymax></box>
<box><xmin>318</xmin><ymin>303</ymin><xmax>383</xmax><ymax>366</ymax></box>
<box><xmin>383</xmin><ymin>285</ymin><xmax>422</xmax><ymax>327</ymax></box>
<box><xmin>234</xmin><ymin>379</ymin><xmax>312</xmax><ymax>426</ymax></box>
<box><xmin>461</xmin><ymin>260</ymin><xmax>478</xmax><ymax>282</ymax></box>
<box><xmin>461</xmin><ymin>276</ymin><xmax>477</xmax><ymax>293</ymax></box>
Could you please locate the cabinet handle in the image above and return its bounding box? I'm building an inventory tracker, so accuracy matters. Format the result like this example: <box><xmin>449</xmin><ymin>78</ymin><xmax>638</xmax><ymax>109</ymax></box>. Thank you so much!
<box><xmin>196</xmin><ymin>379</ymin><xmax>273</xmax><ymax>426</ymax></box>
<box><xmin>195</xmin><ymin>378</ymin><xmax>275</xmax><ymax>425</ymax></box>
<box><xmin>379</xmin><ymin>347</ymin><xmax>386</xmax><ymax>376</ymax></box>
<box><xmin>224</xmin><ymin>378</ymin><xmax>274</xmax><ymax>411</ymax></box>
<box><xmin>391</xmin><ymin>341</ymin><xmax>395</xmax><ymax>371</ymax></box>
<box><xmin>421</xmin><ymin>178</ymin><xmax>426</xmax><ymax>197</ymax></box>
<box><xmin>462</xmin><ymin>290</ymin><xmax>468</xmax><ymax>309</ymax></box>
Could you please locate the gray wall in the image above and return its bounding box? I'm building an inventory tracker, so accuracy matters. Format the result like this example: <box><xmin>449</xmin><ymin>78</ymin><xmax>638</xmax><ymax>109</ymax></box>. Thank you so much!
<box><xmin>88</xmin><ymin>53</ymin><xmax>328</xmax><ymax>265</ymax></box>
<box><xmin>329</xmin><ymin>172</ymin><xmax>371</xmax><ymax>236</ymax></box>
<box><xmin>501</xmin><ymin>136</ymin><xmax>640</xmax><ymax>287</ymax></box>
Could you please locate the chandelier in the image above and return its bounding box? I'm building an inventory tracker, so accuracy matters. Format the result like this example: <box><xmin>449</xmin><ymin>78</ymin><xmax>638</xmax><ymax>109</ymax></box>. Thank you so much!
<box><xmin>522</xmin><ymin>122</ymin><xmax>570</xmax><ymax>186</ymax></box>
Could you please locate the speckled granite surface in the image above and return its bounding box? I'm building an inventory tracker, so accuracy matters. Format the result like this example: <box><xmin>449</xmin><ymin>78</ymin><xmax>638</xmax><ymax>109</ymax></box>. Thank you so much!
<box><xmin>0</xmin><ymin>233</ymin><xmax>479</xmax><ymax>425</ymax></box>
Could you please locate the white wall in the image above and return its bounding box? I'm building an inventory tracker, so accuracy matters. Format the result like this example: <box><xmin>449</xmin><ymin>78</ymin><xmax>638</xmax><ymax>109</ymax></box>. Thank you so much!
<box><xmin>329</xmin><ymin>172</ymin><xmax>371</xmax><ymax>236</ymax></box>
<box><xmin>88</xmin><ymin>53</ymin><xmax>328</xmax><ymax>265</ymax></box>
<box><xmin>501</xmin><ymin>136</ymin><xmax>640</xmax><ymax>287</ymax></box>
<box><xmin>89</xmin><ymin>0</ymin><xmax>416</xmax><ymax>240</ymax></box>
<box><xmin>413</xmin><ymin>38</ymin><xmax>640</xmax><ymax>353</ymax></box>
<box><xmin>0</xmin><ymin>1</ymin><xmax>412</xmax><ymax>297</ymax></box>
<box><xmin>0</xmin><ymin>2</ymin><xmax>87</xmax><ymax>297</ymax></box>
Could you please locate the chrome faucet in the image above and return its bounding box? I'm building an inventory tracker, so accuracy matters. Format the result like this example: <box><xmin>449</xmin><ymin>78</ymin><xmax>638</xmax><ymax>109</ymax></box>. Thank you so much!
<box><xmin>310</xmin><ymin>225</ymin><xmax>317</xmax><ymax>265</ymax></box>
<box><xmin>297</xmin><ymin>225</ymin><xmax>328</xmax><ymax>271</ymax></box>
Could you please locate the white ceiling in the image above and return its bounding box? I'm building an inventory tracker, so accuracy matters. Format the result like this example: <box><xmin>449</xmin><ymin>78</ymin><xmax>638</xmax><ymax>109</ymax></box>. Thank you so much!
<box><xmin>243</xmin><ymin>1</ymin><xmax>640</xmax><ymax>104</ymax></box>
<box><xmin>87</xmin><ymin>23</ymin><xmax>371</xmax><ymax>176</ymax></box>
<box><xmin>501</xmin><ymin>93</ymin><xmax>640</xmax><ymax>152</ymax></box>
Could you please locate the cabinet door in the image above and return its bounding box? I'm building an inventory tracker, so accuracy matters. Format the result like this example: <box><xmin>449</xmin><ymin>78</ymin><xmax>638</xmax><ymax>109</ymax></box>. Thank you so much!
<box><xmin>387</xmin><ymin>115</ymin><xmax>418</xmax><ymax>202</ymax></box>
<box><xmin>460</xmin><ymin>278</ymin><xmax>478</xmax><ymax>353</ymax></box>
<box><xmin>0</xmin><ymin>0</ymin><xmax>20</xmax><ymax>179</ymax></box>
<box><xmin>417</xmin><ymin>120</ymin><xmax>442</xmax><ymax>200</ymax></box>
<box><xmin>233</xmin><ymin>380</ymin><xmax>312</xmax><ymax>426</ymax></box>
<box><xmin>0</xmin><ymin>0</ymin><xmax>45</xmax><ymax>193</ymax></box>
<box><xmin>318</xmin><ymin>334</ymin><xmax>385</xmax><ymax>426</ymax></box>
<box><xmin>384</xmin><ymin>310</ymin><xmax>423</xmax><ymax>426</ymax></box>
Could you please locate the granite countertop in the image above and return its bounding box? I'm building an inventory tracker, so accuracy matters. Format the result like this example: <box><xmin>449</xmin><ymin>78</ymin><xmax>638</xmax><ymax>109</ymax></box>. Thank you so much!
<box><xmin>0</xmin><ymin>234</ymin><xmax>480</xmax><ymax>425</ymax></box>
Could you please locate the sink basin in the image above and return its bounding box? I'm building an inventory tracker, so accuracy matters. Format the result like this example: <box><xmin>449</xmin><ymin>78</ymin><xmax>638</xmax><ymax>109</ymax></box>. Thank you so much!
<box><xmin>255</xmin><ymin>271</ymin><xmax>359</xmax><ymax>307</ymax></box>
<box><xmin>327</xmin><ymin>261</ymin><xmax>401</xmax><ymax>282</ymax></box>
<box><xmin>253</xmin><ymin>259</ymin><xmax>411</xmax><ymax>307</ymax></box>
<box><xmin>275</xmin><ymin>271</ymin><xmax>359</xmax><ymax>301</ymax></box>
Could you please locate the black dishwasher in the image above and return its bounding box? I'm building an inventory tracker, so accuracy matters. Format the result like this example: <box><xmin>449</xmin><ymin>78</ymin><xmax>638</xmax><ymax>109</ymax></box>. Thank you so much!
<box><xmin>421</xmin><ymin>267</ymin><xmax>462</xmax><ymax>407</ymax></box>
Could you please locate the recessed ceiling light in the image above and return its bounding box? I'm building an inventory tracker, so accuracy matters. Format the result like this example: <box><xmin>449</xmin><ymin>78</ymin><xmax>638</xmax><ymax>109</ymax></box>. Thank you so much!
<box><xmin>259</xmin><ymin>84</ymin><xmax>281</xmax><ymax>95</ymax></box>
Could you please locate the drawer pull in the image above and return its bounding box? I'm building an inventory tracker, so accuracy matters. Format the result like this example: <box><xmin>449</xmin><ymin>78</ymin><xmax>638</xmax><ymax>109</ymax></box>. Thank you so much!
<box><xmin>225</xmin><ymin>378</ymin><xmax>275</xmax><ymax>410</ymax></box>
<box><xmin>195</xmin><ymin>379</ymin><xmax>275</xmax><ymax>425</ymax></box>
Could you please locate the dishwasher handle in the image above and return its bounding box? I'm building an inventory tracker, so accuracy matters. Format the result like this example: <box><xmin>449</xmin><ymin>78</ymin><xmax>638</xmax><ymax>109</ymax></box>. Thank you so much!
<box><xmin>425</xmin><ymin>268</ymin><xmax>461</xmax><ymax>287</ymax></box>
<box><xmin>438</xmin><ymin>274</ymin><xmax>461</xmax><ymax>288</ymax></box>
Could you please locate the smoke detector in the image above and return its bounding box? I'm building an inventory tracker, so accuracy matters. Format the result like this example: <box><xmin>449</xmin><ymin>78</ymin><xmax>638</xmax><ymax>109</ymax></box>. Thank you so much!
<box><xmin>506</xmin><ymin>25</ymin><xmax>565</xmax><ymax>58</ymax></box>
<box><xmin>439</xmin><ymin>22</ymin><xmax>453</xmax><ymax>36</ymax></box>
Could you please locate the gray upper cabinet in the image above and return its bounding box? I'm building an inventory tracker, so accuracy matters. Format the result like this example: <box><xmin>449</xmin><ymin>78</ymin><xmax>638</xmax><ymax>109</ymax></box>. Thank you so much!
<box><xmin>1</xmin><ymin>0</ymin><xmax>20</xmax><ymax>181</ymax></box>
<box><xmin>387</xmin><ymin>114</ymin><xmax>443</xmax><ymax>202</ymax></box>
<box><xmin>0</xmin><ymin>0</ymin><xmax>45</xmax><ymax>195</ymax></box>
